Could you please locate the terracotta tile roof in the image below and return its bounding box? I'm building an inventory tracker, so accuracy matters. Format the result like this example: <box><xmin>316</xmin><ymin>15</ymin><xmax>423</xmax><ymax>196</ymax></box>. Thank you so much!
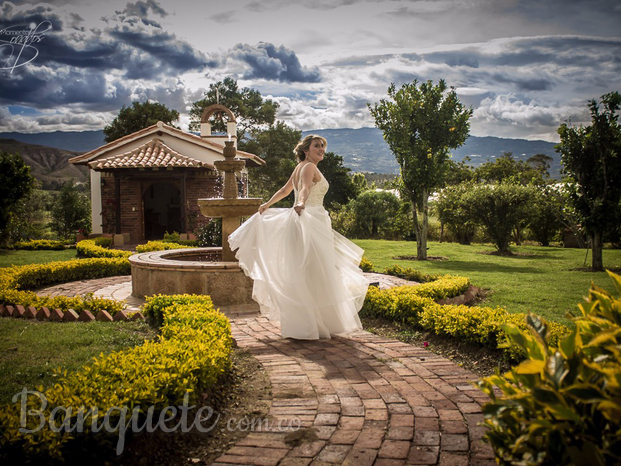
<box><xmin>88</xmin><ymin>138</ymin><xmax>214</xmax><ymax>170</ymax></box>
<box><xmin>69</xmin><ymin>121</ymin><xmax>265</xmax><ymax>166</ymax></box>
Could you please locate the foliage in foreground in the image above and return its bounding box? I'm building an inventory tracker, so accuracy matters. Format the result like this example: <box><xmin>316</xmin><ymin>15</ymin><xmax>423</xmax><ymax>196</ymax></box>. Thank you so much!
<box><xmin>0</xmin><ymin>295</ymin><xmax>231</xmax><ymax>463</ymax></box>
<box><xmin>478</xmin><ymin>272</ymin><xmax>621</xmax><ymax>465</ymax></box>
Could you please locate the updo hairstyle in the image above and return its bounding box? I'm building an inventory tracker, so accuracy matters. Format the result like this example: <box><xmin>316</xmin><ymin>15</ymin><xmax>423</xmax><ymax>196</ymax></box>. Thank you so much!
<box><xmin>293</xmin><ymin>135</ymin><xmax>327</xmax><ymax>161</ymax></box>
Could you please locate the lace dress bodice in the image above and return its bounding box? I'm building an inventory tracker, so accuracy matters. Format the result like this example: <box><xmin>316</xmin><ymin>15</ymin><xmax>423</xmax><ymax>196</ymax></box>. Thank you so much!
<box><xmin>294</xmin><ymin>171</ymin><xmax>329</xmax><ymax>207</ymax></box>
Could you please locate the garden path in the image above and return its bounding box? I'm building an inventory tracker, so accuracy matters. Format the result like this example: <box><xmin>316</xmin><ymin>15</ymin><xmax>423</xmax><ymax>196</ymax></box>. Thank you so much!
<box><xmin>36</xmin><ymin>275</ymin><xmax>495</xmax><ymax>465</ymax></box>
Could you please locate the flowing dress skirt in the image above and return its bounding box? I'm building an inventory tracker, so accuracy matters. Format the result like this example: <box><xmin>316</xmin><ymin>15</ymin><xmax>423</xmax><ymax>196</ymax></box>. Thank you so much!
<box><xmin>228</xmin><ymin>206</ymin><xmax>369</xmax><ymax>339</ymax></box>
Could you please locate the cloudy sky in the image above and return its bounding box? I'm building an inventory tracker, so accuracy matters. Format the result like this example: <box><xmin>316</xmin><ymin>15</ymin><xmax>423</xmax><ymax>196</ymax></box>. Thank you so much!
<box><xmin>1</xmin><ymin>0</ymin><xmax>620</xmax><ymax>142</ymax></box>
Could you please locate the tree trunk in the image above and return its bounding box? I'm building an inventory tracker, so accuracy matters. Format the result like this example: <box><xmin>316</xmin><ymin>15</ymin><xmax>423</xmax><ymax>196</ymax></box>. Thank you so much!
<box><xmin>592</xmin><ymin>231</ymin><xmax>604</xmax><ymax>271</ymax></box>
<box><xmin>416</xmin><ymin>190</ymin><xmax>428</xmax><ymax>260</ymax></box>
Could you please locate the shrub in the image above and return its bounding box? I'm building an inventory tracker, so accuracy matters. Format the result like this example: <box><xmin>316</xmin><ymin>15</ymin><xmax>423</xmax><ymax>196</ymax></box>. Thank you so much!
<box><xmin>76</xmin><ymin>239</ymin><xmax>131</xmax><ymax>259</ymax></box>
<box><xmin>162</xmin><ymin>231</ymin><xmax>181</xmax><ymax>242</ymax></box>
<box><xmin>383</xmin><ymin>264</ymin><xmax>440</xmax><ymax>283</ymax></box>
<box><xmin>361</xmin><ymin>275</ymin><xmax>568</xmax><ymax>360</ymax></box>
<box><xmin>359</xmin><ymin>256</ymin><xmax>374</xmax><ymax>272</ymax></box>
<box><xmin>93</xmin><ymin>237</ymin><xmax>113</xmax><ymax>248</ymax></box>
<box><xmin>142</xmin><ymin>294</ymin><xmax>215</xmax><ymax>328</ymax></box>
<box><xmin>0</xmin><ymin>295</ymin><xmax>232</xmax><ymax>463</ymax></box>
<box><xmin>477</xmin><ymin>272</ymin><xmax>621</xmax><ymax>465</ymax></box>
<box><xmin>135</xmin><ymin>241</ymin><xmax>192</xmax><ymax>253</ymax></box>
<box><xmin>13</xmin><ymin>239</ymin><xmax>65</xmax><ymax>250</ymax></box>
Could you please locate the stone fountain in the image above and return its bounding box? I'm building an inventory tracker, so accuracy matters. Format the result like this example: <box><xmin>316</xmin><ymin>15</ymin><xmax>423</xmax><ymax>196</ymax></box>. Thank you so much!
<box><xmin>129</xmin><ymin>111</ymin><xmax>262</xmax><ymax>307</ymax></box>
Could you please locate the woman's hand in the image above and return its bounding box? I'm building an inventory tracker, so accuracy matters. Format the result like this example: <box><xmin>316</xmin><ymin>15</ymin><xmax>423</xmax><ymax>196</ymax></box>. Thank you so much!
<box><xmin>258</xmin><ymin>203</ymin><xmax>270</xmax><ymax>214</ymax></box>
<box><xmin>294</xmin><ymin>203</ymin><xmax>305</xmax><ymax>216</ymax></box>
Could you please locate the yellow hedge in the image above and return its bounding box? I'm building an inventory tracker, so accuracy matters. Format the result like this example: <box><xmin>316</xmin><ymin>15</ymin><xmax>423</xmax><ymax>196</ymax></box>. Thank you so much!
<box><xmin>0</xmin><ymin>295</ymin><xmax>232</xmax><ymax>462</ymax></box>
<box><xmin>362</xmin><ymin>278</ymin><xmax>569</xmax><ymax>360</ymax></box>
<box><xmin>135</xmin><ymin>241</ymin><xmax>192</xmax><ymax>253</ymax></box>
<box><xmin>0</xmin><ymin>258</ymin><xmax>130</xmax><ymax>314</ymax></box>
<box><xmin>76</xmin><ymin>239</ymin><xmax>132</xmax><ymax>259</ymax></box>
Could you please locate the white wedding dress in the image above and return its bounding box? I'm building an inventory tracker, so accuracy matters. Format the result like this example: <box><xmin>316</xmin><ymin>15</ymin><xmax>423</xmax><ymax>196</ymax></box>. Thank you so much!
<box><xmin>228</xmin><ymin>170</ymin><xmax>369</xmax><ymax>339</ymax></box>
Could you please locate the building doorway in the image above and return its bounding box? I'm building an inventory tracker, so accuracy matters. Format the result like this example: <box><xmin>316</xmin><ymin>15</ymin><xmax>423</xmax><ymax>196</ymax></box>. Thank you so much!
<box><xmin>143</xmin><ymin>182</ymin><xmax>182</xmax><ymax>240</ymax></box>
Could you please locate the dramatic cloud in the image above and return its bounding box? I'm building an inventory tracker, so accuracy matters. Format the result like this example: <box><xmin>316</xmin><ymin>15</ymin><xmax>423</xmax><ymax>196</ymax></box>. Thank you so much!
<box><xmin>231</xmin><ymin>42</ymin><xmax>321</xmax><ymax>83</ymax></box>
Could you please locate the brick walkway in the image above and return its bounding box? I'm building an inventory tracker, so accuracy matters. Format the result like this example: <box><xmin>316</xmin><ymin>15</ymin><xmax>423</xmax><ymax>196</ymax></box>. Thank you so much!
<box><xmin>35</xmin><ymin>276</ymin><xmax>495</xmax><ymax>465</ymax></box>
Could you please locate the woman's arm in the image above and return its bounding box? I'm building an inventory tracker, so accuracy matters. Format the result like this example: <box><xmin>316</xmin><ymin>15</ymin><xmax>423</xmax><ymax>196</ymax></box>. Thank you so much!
<box><xmin>294</xmin><ymin>164</ymin><xmax>317</xmax><ymax>215</ymax></box>
<box><xmin>258</xmin><ymin>173</ymin><xmax>295</xmax><ymax>214</ymax></box>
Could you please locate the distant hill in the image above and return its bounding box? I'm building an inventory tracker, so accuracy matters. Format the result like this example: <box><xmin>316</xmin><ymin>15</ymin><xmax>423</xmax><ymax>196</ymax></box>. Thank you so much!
<box><xmin>0</xmin><ymin>138</ymin><xmax>89</xmax><ymax>189</ymax></box>
<box><xmin>302</xmin><ymin>127</ymin><xmax>561</xmax><ymax>178</ymax></box>
<box><xmin>0</xmin><ymin>127</ymin><xmax>562</xmax><ymax>179</ymax></box>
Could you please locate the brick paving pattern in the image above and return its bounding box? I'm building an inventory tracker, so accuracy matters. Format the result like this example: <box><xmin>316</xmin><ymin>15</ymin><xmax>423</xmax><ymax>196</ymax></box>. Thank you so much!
<box><xmin>35</xmin><ymin>275</ymin><xmax>495</xmax><ymax>465</ymax></box>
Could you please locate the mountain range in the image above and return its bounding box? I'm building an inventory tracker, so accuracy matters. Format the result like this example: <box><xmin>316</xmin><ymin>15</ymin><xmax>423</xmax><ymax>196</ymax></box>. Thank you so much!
<box><xmin>0</xmin><ymin>128</ymin><xmax>562</xmax><ymax>187</ymax></box>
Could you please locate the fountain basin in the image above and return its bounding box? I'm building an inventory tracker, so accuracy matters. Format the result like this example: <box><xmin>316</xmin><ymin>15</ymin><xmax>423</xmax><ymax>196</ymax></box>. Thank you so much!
<box><xmin>198</xmin><ymin>197</ymin><xmax>262</xmax><ymax>217</ymax></box>
<box><xmin>129</xmin><ymin>248</ymin><xmax>254</xmax><ymax>306</ymax></box>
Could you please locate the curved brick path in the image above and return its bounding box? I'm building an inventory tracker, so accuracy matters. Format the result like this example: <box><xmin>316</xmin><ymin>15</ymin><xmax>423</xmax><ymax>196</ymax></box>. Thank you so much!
<box><xmin>36</xmin><ymin>276</ymin><xmax>495</xmax><ymax>465</ymax></box>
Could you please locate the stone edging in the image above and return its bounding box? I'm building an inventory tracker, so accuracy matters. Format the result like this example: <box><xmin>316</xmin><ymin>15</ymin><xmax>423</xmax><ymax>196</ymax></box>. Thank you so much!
<box><xmin>0</xmin><ymin>304</ymin><xmax>143</xmax><ymax>322</ymax></box>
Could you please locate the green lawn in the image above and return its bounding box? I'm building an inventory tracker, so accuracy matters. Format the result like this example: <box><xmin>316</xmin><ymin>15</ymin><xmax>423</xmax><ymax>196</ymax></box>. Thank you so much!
<box><xmin>0</xmin><ymin>248</ymin><xmax>78</xmax><ymax>267</ymax></box>
<box><xmin>0</xmin><ymin>319</ymin><xmax>157</xmax><ymax>405</ymax></box>
<box><xmin>354</xmin><ymin>239</ymin><xmax>621</xmax><ymax>326</ymax></box>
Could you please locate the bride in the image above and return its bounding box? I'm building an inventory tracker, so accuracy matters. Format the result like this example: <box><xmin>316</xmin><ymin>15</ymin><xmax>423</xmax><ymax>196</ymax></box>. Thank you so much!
<box><xmin>228</xmin><ymin>135</ymin><xmax>369</xmax><ymax>339</ymax></box>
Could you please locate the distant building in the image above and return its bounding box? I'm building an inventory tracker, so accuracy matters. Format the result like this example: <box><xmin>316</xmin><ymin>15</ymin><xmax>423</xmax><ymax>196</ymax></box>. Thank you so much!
<box><xmin>69</xmin><ymin>105</ymin><xmax>264</xmax><ymax>243</ymax></box>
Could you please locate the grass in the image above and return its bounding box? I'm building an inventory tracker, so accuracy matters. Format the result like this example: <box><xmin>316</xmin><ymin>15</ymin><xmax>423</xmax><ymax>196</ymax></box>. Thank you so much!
<box><xmin>0</xmin><ymin>248</ymin><xmax>78</xmax><ymax>267</ymax></box>
<box><xmin>0</xmin><ymin>319</ymin><xmax>157</xmax><ymax>405</ymax></box>
<box><xmin>354</xmin><ymin>239</ymin><xmax>621</xmax><ymax>326</ymax></box>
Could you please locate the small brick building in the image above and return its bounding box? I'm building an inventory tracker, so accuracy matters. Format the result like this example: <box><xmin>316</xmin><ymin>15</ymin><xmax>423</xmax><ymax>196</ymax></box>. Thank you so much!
<box><xmin>69</xmin><ymin>106</ymin><xmax>264</xmax><ymax>243</ymax></box>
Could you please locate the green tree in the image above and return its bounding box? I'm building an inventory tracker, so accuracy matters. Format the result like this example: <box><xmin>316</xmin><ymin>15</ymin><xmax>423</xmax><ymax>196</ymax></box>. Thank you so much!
<box><xmin>369</xmin><ymin>79</ymin><xmax>472</xmax><ymax>260</ymax></box>
<box><xmin>244</xmin><ymin>122</ymin><xmax>300</xmax><ymax>204</ymax></box>
<box><xmin>476</xmin><ymin>152</ymin><xmax>546</xmax><ymax>186</ymax></box>
<box><xmin>189</xmin><ymin>78</ymin><xmax>278</xmax><ymax>148</ymax></box>
<box><xmin>50</xmin><ymin>180</ymin><xmax>91</xmax><ymax>240</ymax></box>
<box><xmin>0</xmin><ymin>152</ymin><xmax>36</xmax><ymax>246</ymax></box>
<box><xmin>349</xmin><ymin>190</ymin><xmax>403</xmax><ymax>238</ymax></box>
<box><xmin>4</xmin><ymin>188</ymin><xmax>51</xmax><ymax>243</ymax></box>
<box><xmin>435</xmin><ymin>182</ymin><xmax>478</xmax><ymax>244</ymax></box>
<box><xmin>444</xmin><ymin>157</ymin><xmax>475</xmax><ymax>186</ymax></box>
<box><xmin>527</xmin><ymin>153</ymin><xmax>554</xmax><ymax>178</ymax></box>
<box><xmin>320</xmin><ymin>152</ymin><xmax>357</xmax><ymax>210</ymax></box>
<box><xmin>557</xmin><ymin>91</ymin><xmax>621</xmax><ymax>271</ymax></box>
<box><xmin>527</xmin><ymin>186</ymin><xmax>564</xmax><ymax>246</ymax></box>
<box><xmin>351</xmin><ymin>172</ymin><xmax>368</xmax><ymax>197</ymax></box>
<box><xmin>463</xmin><ymin>183</ymin><xmax>535</xmax><ymax>254</ymax></box>
<box><xmin>103</xmin><ymin>100</ymin><xmax>180</xmax><ymax>143</ymax></box>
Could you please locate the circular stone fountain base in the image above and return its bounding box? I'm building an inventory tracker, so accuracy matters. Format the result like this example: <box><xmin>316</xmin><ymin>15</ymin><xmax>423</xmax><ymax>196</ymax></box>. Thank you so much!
<box><xmin>129</xmin><ymin>248</ymin><xmax>254</xmax><ymax>306</ymax></box>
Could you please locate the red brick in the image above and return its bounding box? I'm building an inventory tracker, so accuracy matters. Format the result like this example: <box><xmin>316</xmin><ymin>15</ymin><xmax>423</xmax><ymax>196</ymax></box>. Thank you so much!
<box><xmin>96</xmin><ymin>310</ymin><xmax>114</xmax><ymax>322</ymax></box>
<box><xmin>342</xmin><ymin>448</ymin><xmax>379</xmax><ymax>466</ymax></box>
<box><xmin>438</xmin><ymin>451</ymin><xmax>469</xmax><ymax>466</ymax></box>
<box><xmin>387</xmin><ymin>426</ymin><xmax>413</xmax><ymax>441</ymax></box>
<box><xmin>288</xmin><ymin>440</ymin><xmax>326</xmax><ymax>458</ymax></box>
<box><xmin>35</xmin><ymin>307</ymin><xmax>51</xmax><ymax>320</ymax></box>
<box><xmin>63</xmin><ymin>309</ymin><xmax>79</xmax><ymax>322</ymax></box>
<box><xmin>414</xmin><ymin>430</ymin><xmax>440</xmax><ymax>446</ymax></box>
<box><xmin>24</xmin><ymin>306</ymin><xmax>37</xmax><ymax>319</ymax></box>
<box><xmin>314</xmin><ymin>413</ymin><xmax>339</xmax><ymax>426</ymax></box>
<box><xmin>407</xmin><ymin>446</ymin><xmax>439</xmax><ymax>465</ymax></box>
<box><xmin>415</xmin><ymin>418</ymin><xmax>439</xmax><ymax>430</ymax></box>
<box><xmin>354</xmin><ymin>429</ymin><xmax>385</xmax><ymax>449</ymax></box>
<box><xmin>390</xmin><ymin>414</ymin><xmax>414</xmax><ymax>427</ymax></box>
<box><xmin>316</xmin><ymin>444</ymin><xmax>351</xmax><ymax>463</ymax></box>
<box><xmin>15</xmin><ymin>304</ymin><xmax>26</xmax><ymax>318</ymax></box>
<box><xmin>50</xmin><ymin>309</ymin><xmax>64</xmax><ymax>321</ymax></box>
<box><xmin>330</xmin><ymin>429</ymin><xmax>361</xmax><ymax>444</ymax></box>
<box><xmin>78</xmin><ymin>310</ymin><xmax>95</xmax><ymax>322</ymax></box>
<box><xmin>131</xmin><ymin>311</ymin><xmax>145</xmax><ymax>321</ymax></box>
<box><xmin>113</xmin><ymin>310</ymin><xmax>130</xmax><ymax>321</ymax></box>
<box><xmin>378</xmin><ymin>440</ymin><xmax>410</xmax><ymax>459</ymax></box>
<box><xmin>339</xmin><ymin>416</ymin><xmax>365</xmax><ymax>429</ymax></box>
<box><xmin>441</xmin><ymin>420</ymin><xmax>467</xmax><ymax>434</ymax></box>
<box><xmin>441</xmin><ymin>434</ymin><xmax>469</xmax><ymax>451</ymax></box>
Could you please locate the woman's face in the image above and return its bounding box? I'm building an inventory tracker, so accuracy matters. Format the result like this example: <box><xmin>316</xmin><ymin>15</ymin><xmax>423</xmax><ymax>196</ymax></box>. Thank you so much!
<box><xmin>305</xmin><ymin>139</ymin><xmax>325</xmax><ymax>162</ymax></box>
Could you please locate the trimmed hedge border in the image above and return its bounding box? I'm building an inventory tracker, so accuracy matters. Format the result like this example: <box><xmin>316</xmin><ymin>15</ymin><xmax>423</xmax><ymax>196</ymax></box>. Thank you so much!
<box><xmin>0</xmin><ymin>257</ymin><xmax>130</xmax><ymax>314</ymax></box>
<box><xmin>76</xmin><ymin>239</ymin><xmax>132</xmax><ymax>259</ymax></box>
<box><xmin>0</xmin><ymin>294</ymin><xmax>231</xmax><ymax>463</ymax></box>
